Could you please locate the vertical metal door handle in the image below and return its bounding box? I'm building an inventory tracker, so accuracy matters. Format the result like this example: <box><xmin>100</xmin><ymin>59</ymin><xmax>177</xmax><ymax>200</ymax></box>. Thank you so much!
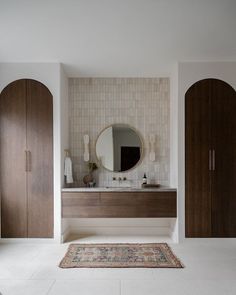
<box><xmin>25</xmin><ymin>150</ymin><xmax>28</xmax><ymax>171</ymax></box>
<box><xmin>209</xmin><ymin>150</ymin><xmax>212</xmax><ymax>171</ymax></box>
<box><xmin>212</xmin><ymin>149</ymin><xmax>215</xmax><ymax>171</ymax></box>
<box><xmin>27</xmin><ymin>151</ymin><xmax>31</xmax><ymax>172</ymax></box>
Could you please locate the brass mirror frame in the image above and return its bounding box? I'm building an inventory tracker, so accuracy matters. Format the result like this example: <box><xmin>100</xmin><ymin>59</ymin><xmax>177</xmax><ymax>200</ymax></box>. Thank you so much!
<box><xmin>95</xmin><ymin>124</ymin><xmax>144</xmax><ymax>173</ymax></box>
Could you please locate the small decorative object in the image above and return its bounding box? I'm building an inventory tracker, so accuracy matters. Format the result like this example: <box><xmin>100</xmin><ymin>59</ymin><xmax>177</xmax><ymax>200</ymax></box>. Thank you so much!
<box><xmin>88</xmin><ymin>162</ymin><xmax>98</xmax><ymax>173</ymax></box>
<box><xmin>149</xmin><ymin>134</ymin><xmax>156</xmax><ymax>162</ymax></box>
<box><xmin>83</xmin><ymin>134</ymin><xmax>90</xmax><ymax>162</ymax></box>
<box><xmin>83</xmin><ymin>162</ymin><xmax>98</xmax><ymax>186</ymax></box>
<box><xmin>142</xmin><ymin>173</ymin><xmax>147</xmax><ymax>185</ymax></box>
<box><xmin>88</xmin><ymin>182</ymin><xmax>96</xmax><ymax>188</ymax></box>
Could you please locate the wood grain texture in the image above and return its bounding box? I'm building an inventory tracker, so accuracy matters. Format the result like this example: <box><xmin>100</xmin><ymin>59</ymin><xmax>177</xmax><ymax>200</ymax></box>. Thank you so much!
<box><xmin>211</xmin><ymin>80</ymin><xmax>236</xmax><ymax>237</ymax></box>
<box><xmin>26</xmin><ymin>80</ymin><xmax>53</xmax><ymax>238</ymax></box>
<box><xmin>0</xmin><ymin>80</ymin><xmax>28</xmax><ymax>237</ymax></box>
<box><xmin>62</xmin><ymin>191</ymin><xmax>177</xmax><ymax>218</ymax></box>
<box><xmin>185</xmin><ymin>78</ymin><xmax>236</xmax><ymax>238</ymax></box>
<box><xmin>0</xmin><ymin>79</ymin><xmax>53</xmax><ymax>238</ymax></box>
<box><xmin>185</xmin><ymin>79</ymin><xmax>212</xmax><ymax>237</ymax></box>
<box><xmin>62</xmin><ymin>193</ymin><xmax>100</xmax><ymax>206</ymax></box>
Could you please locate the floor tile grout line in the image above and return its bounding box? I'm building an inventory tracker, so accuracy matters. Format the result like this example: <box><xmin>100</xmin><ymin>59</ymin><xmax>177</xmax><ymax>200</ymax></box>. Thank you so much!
<box><xmin>28</xmin><ymin>265</ymin><xmax>41</xmax><ymax>280</ymax></box>
<box><xmin>45</xmin><ymin>279</ymin><xmax>56</xmax><ymax>295</ymax></box>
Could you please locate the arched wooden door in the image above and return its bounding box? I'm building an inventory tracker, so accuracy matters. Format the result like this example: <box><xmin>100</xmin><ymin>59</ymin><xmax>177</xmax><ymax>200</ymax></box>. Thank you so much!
<box><xmin>185</xmin><ymin>78</ymin><xmax>236</xmax><ymax>237</ymax></box>
<box><xmin>0</xmin><ymin>79</ymin><xmax>53</xmax><ymax>238</ymax></box>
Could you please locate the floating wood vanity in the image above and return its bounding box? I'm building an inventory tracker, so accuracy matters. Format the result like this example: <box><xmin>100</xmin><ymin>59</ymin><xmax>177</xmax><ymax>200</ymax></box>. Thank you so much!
<box><xmin>62</xmin><ymin>188</ymin><xmax>177</xmax><ymax>218</ymax></box>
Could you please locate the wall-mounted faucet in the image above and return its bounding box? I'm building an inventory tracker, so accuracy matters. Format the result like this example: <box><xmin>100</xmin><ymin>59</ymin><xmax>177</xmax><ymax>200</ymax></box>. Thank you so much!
<box><xmin>111</xmin><ymin>176</ymin><xmax>130</xmax><ymax>188</ymax></box>
<box><xmin>113</xmin><ymin>176</ymin><xmax>127</xmax><ymax>181</ymax></box>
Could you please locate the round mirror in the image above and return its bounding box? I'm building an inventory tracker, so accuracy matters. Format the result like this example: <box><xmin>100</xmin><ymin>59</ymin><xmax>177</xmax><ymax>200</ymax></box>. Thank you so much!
<box><xmin>96</xmin><ymin>124</ymin><xmax>143</xmax><ymax>172</ymax></box>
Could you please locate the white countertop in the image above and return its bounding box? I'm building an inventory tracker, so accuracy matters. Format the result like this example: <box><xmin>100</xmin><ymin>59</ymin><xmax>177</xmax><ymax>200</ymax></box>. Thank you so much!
<box><xmin>62</xmin><ymin>186</ymin><xmax>176</xmax><ymax>192</ymax></box>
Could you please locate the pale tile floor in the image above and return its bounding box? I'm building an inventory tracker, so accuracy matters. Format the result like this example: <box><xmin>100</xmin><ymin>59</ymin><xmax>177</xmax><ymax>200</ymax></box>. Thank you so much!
<box><xmin>0</xmin><ymin>236</ymin><xmax>236</xmax><ymax>295</ymax></box>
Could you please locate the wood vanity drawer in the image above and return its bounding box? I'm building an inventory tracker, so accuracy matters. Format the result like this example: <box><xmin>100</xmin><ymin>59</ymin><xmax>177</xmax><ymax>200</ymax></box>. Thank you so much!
<box><xmin>62</xmin><ymin>192</ymin><xmax>100</xmax><ymax>217</ymax></box>
<box><xmin>100</xmin><ymin>192</ymin><xmax>176</xmax><ymax>217</ymax></box>
<box><xmin>62</xmin><ymin>191</ymin><xmax>177</xmax><ymax>218</ymax></box>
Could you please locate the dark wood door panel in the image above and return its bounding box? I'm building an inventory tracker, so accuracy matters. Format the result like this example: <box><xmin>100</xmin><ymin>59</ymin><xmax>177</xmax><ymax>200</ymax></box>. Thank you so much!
<box><xmin>211</xmin><ymin>80</ymin><xmax>236</xmax><ymax>237</ymax></box>
<box><xmin>0</xmin><ymin>80</ymin><xmax>28</xmax><ymax>238</ymax></box>
<box><xmin>26</xmin><ymin>80</ymin><xmax>53</xmax><ymax>238</ymax></box>
<box><xmin>185</xmin><ymin>78</ymin><xmax>236</xmax><ymax>238</ymax></box>
<box><xmin>0</xmin><ymin>79</ymin><xmax>54</xmax><ymax>239</ymax></box>
<box><xmin>185</xmin><ymin>79</ymin><xmax>212</xmax><ymax>237</ymax></box>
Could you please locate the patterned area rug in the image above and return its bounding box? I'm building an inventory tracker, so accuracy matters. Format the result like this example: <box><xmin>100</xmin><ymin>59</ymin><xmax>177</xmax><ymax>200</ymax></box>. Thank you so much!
<box><xmin>59</xmin><ymin>243</ymin><xmax>184</xmax><ymax>268</ymax></box>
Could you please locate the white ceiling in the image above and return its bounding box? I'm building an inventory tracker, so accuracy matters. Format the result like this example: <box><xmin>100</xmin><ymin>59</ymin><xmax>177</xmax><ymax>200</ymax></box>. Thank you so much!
<box><xmin>1</xmin><ymin>0</ymin><xmax>236</xmax><ymax>77</ymax></box>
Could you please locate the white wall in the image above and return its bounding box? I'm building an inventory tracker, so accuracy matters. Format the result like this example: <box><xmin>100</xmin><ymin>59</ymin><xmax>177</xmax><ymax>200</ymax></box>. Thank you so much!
<box><xmin>177</xmin><ymin>61</ymin><xmax>236</xmax><ymax>241</ymax></box>
<box><xmin>169</xmin><ymin>64</ymin><xmax>179</xmax><ymax>187</ymax></box>
<box><xmin>169</xmin><ymin>64</ymin><xmax>179</xmax><ymax>242</ymax></box>
<box><xmin>0</xmin><ymin>62</ymin><xmax>65</xmax><ymax>242</ymax></box>
<box><xmin>60</xmin><ymin>65</ymin><xmax>69</xmax><ymax>240</ymax></box>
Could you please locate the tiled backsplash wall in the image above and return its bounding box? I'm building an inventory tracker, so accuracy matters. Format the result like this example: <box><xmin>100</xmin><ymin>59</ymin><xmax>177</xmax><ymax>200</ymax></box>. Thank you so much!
<box><xmin>69</xmin><ymin>78</ymin><xmax>170</xmax><ymax>187</ymax></box>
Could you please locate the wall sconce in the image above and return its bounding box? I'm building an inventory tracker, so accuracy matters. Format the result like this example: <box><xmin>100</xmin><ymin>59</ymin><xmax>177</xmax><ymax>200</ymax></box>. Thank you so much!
<box><xmin>83</xmin><ymin>134</ymin><xmax>90</xmax><ymax>162</ymax></box>
<box><xmin>149</xmin><ymin>134</ymin><xmax>155</xmax><ymax>162</ymax></box>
